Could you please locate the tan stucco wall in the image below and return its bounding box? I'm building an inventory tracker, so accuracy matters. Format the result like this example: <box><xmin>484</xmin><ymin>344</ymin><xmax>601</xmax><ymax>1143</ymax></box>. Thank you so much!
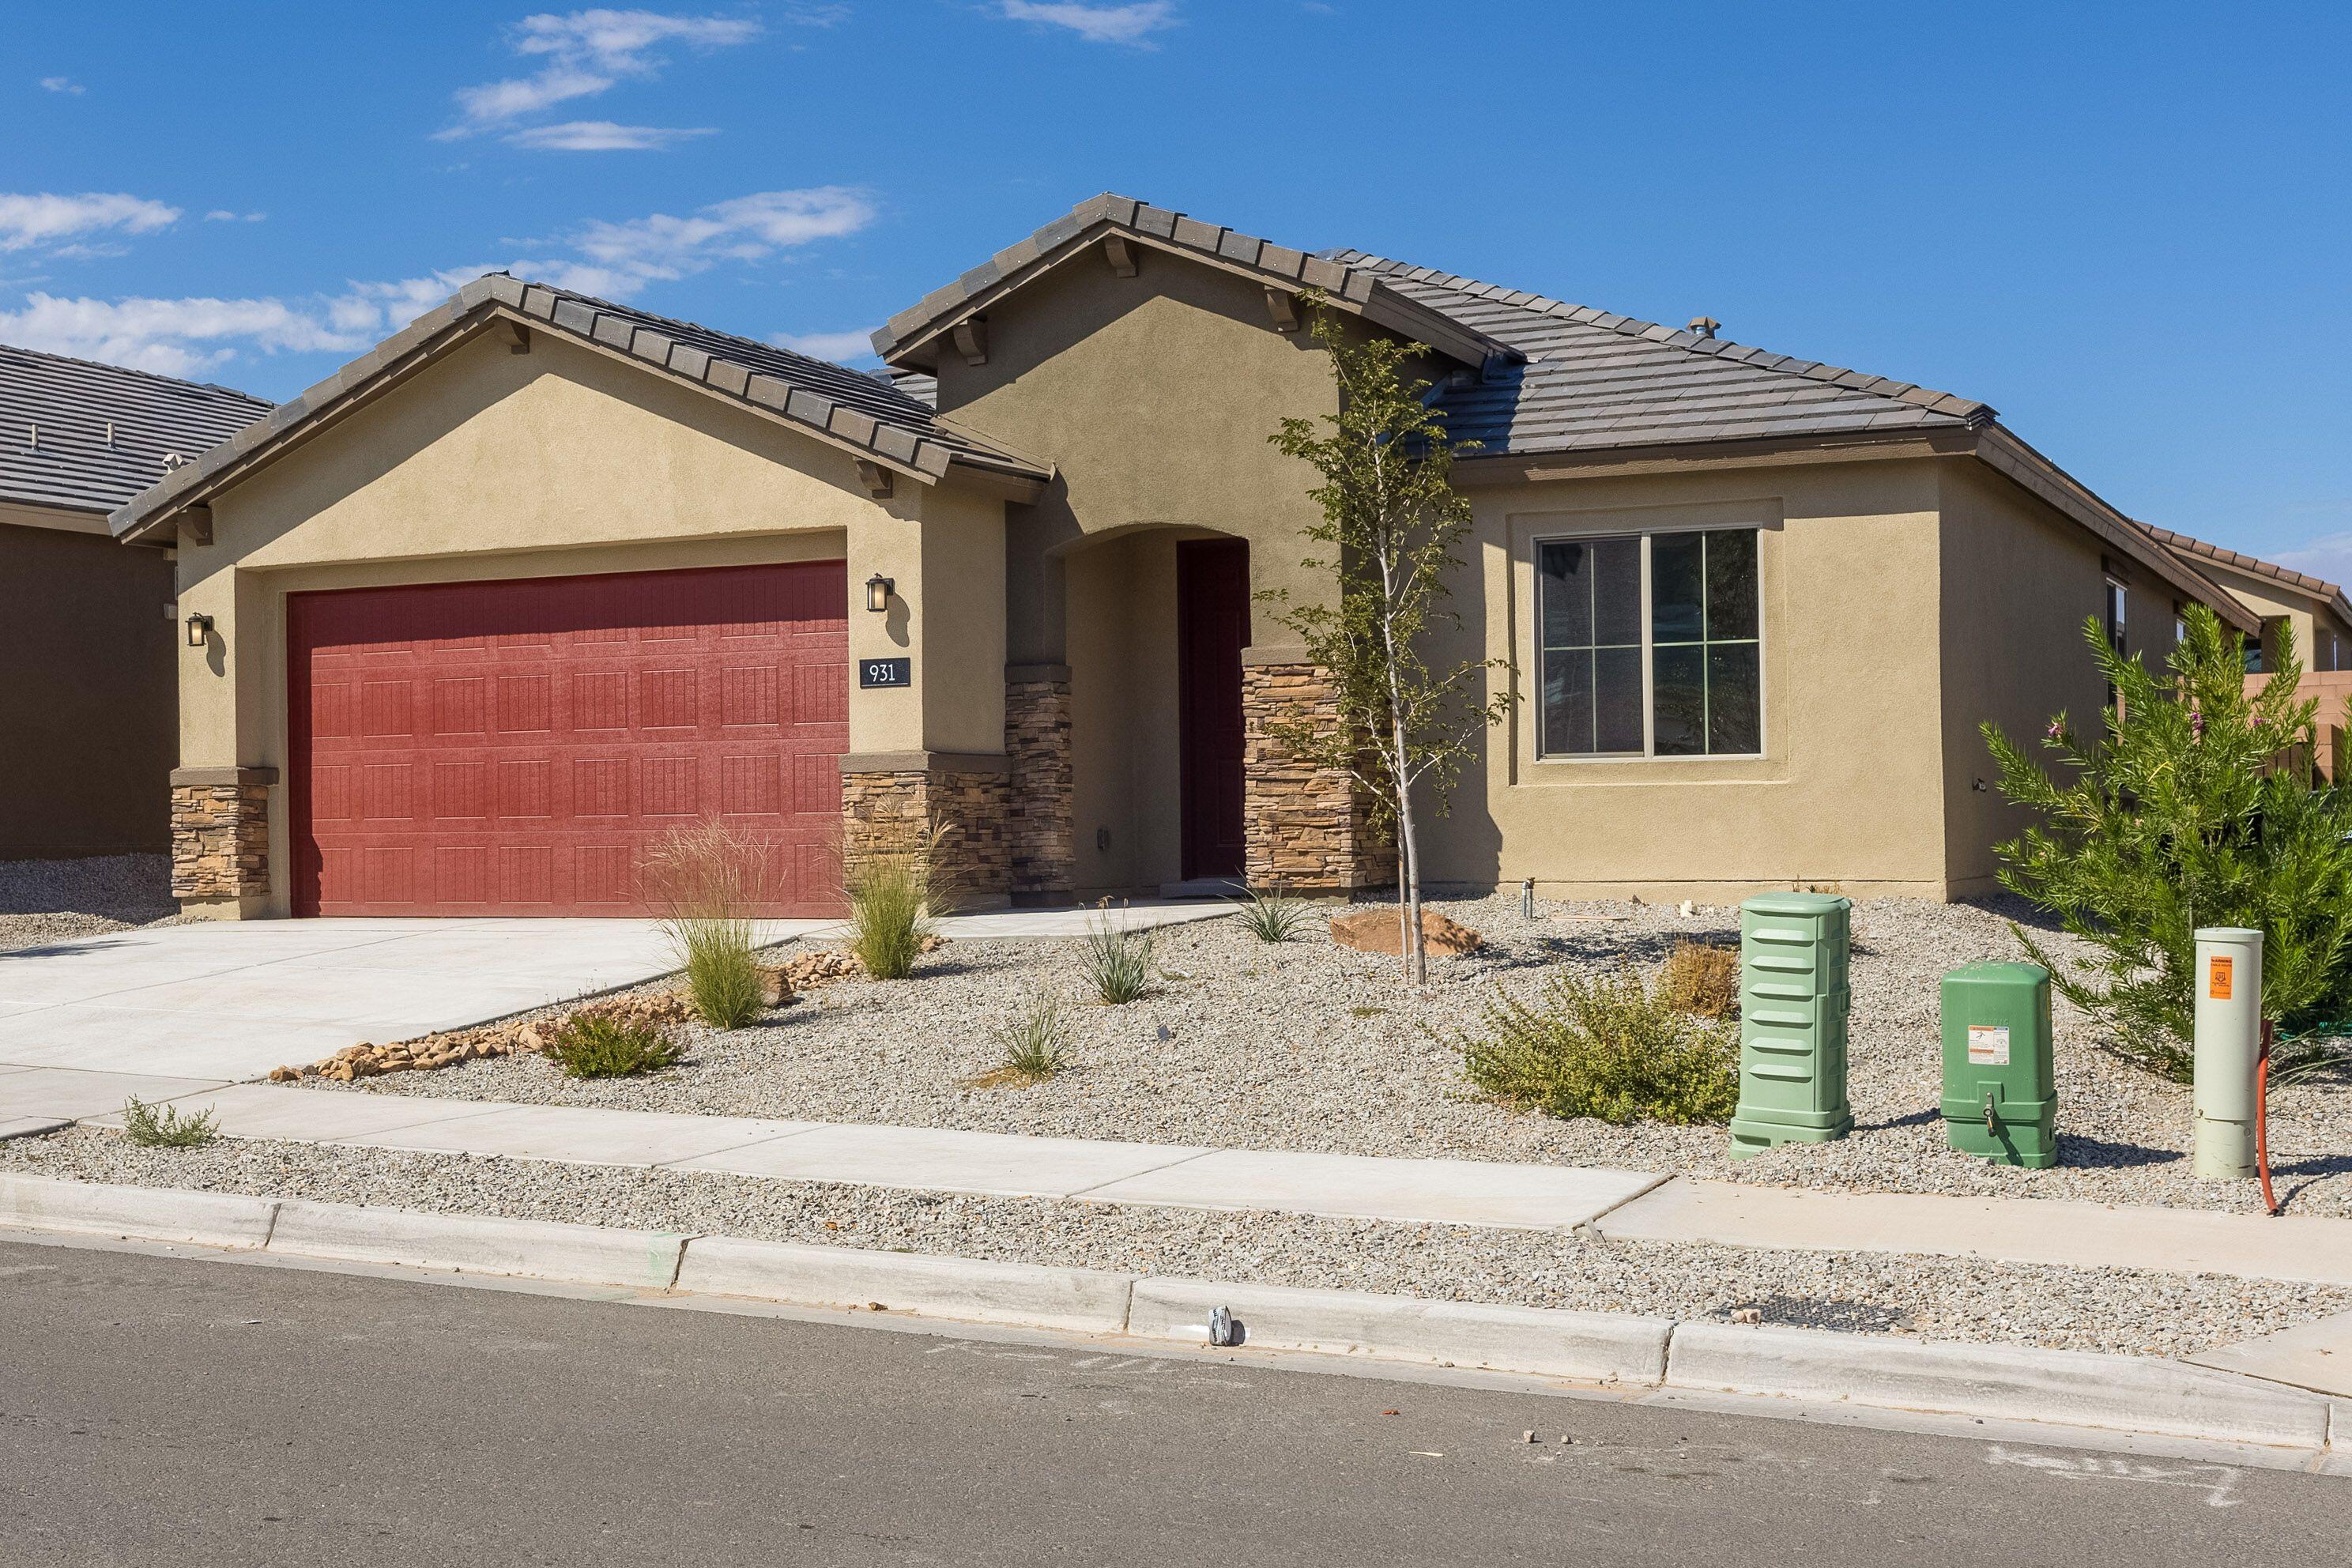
<box><xmin>0</xmin><ymin>510</ymin><xmax>176</xmax><ymax>858</ymax></box>
<box><xmin>1061</xmin><ymin>530</ymin><xmax>1191</xmax><ymax>895</ymax></box>
<box><xmin>1414</xmin><ymin>458</ymin><xmax>1954</xmax><ymax>902</ymax></box>
<box><xmin>2189</xmin><ymin>559</ymin><xmax>2348</xmax><ymax>673</ymax></box>
<box><xmin>931</xmin><ymin>247</ymin><xmax>1339</xmax><ymax>662</ymax></box>
<box><xmin>173</xmin><ymin>329</ymin><xmax>1000</xmax><ymax>916</ymax></box>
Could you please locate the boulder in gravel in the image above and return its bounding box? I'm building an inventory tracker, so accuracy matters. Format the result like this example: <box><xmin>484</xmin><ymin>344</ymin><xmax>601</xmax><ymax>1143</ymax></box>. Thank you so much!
<box><xmin>1329</xmin><ymin>907</ymin><xmax>1484</xmax><ymax>957</ymax></box>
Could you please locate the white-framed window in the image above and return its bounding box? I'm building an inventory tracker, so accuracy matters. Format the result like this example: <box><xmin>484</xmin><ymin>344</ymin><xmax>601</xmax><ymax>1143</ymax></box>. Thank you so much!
<box><xmin>1536</xmin><ymin>526</ymin><xmax>1762</xmax><ymax>759</ymax></box>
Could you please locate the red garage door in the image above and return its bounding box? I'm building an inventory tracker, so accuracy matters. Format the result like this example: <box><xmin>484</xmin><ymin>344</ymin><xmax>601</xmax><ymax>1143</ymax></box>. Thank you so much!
<box><xmin>288</xmin><ymin>562</ymin><xmax>848</xmax><ymax>918</ymax></box>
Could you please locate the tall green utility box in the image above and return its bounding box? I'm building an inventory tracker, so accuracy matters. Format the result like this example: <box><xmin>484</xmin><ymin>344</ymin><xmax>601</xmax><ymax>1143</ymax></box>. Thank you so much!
<box><xmin>1728</xmin><ymin>892</ymin><xmax>1855</xmax><ymax>1159</ymax></box>
<box><xmin>1939</xmin><ymin>962</ymin><xmax>2057</xmax><ymax>1167</ymax></box>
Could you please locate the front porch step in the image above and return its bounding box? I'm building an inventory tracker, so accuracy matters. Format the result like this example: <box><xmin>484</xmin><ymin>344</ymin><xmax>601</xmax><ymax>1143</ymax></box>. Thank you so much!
<box><xmin>1159</xmin><ymin>878</ymin><xmax>1246</xmax><ymax>901</ymax></box>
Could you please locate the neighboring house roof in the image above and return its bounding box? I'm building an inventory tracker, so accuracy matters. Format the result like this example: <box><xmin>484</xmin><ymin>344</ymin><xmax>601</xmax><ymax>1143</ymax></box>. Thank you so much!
<box><xmin>0</xmin><ymin>342</ymin><xmax>270</xmax><ymax>517</ymax></box>
<box><xmin>870</xmin><ymin>193</ymin><xmax>1522</xmax><ymax>375</ymax></box>
<box><xmin>1327</xmin><ymin>251</ymin><xmax>1992</xmax><ymax>458</ymax></box>
<box><xmin>112</xmin><ymin>274</ymin><xmax>1049</xmax><ymax>542</ymax></box>
<box><xmin>2145</xmin><ymin>525</ymin><xmax>2352</xmax><ymax>628</ymax></box>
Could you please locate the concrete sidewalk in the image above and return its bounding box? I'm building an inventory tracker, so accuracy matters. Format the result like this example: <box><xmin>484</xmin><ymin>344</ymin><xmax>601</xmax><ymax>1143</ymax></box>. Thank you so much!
<box><xmin>57</xmin><ymin>1080</ymin><xmax>2352</xmax><ymax>1293</ymax></box>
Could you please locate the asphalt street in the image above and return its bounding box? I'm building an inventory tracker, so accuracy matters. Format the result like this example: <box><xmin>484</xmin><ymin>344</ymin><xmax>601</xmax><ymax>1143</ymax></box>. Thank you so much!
<box><xmin>0</xmin><ymin>1236</ymin><xmax>2344</xmax><ymax>1566</ymax></box>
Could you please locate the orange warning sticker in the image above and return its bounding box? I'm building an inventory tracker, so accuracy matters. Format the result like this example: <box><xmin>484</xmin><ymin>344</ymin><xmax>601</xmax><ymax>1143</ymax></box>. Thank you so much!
<box><xmin>2209</xmin><ymin>954</ymin><xmax>2234</xmax><ymax>1001</ymax></box>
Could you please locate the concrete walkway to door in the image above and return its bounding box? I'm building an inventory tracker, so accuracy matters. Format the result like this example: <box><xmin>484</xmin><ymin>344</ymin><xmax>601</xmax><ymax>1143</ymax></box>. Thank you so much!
<box><xmin>0</xmin><ymin>902</ymin><xmax>1232</xmax><ymax>1126</ymax></box>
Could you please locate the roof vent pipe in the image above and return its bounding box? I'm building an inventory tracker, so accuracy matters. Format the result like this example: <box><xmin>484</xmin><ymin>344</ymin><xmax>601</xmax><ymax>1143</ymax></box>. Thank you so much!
<box><xmin>1687</xmin><ymin>316</ymin><xmax>1721</xmax><ymax>340</ymax></box>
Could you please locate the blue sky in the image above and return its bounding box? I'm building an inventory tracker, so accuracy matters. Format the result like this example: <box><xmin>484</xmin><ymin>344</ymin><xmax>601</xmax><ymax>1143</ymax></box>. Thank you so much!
<box><xmin>6</xmin><ymin>2</ymin><xmax>2346</xmax><ymax>570</ymax></box>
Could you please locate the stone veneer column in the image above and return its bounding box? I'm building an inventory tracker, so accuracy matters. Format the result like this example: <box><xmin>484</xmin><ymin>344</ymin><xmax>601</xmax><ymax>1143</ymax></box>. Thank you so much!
<box><xmin>839</xmin><ymin>752</ymin><xmax>1012</xmax><ymax>910</ymax></box>
<box><xmin>168</xmin><ymin>766</ymin><xmax>277</xmax><ymax>908</ymax></box>
<box><xmin>1241</xmin><ymin>656</ymin><xmax>1385</xmax><ymax>894</ymax></box>
<box><xmin>1003</xmin><ymin>664</ymin><xmax>1074</xmax><ymax>905</ymax></box>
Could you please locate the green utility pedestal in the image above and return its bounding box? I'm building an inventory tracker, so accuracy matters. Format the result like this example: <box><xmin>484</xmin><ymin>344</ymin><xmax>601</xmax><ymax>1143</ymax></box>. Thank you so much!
<box><xmin>1939</xmin><ymin>961</ymin><xmax>2058</xmax><ymax>1167</ymax></box>
<box><xmin>1728</xmin><ymin>892</ymin><xmax>1854</xmax><ymax>1159</ymax></box>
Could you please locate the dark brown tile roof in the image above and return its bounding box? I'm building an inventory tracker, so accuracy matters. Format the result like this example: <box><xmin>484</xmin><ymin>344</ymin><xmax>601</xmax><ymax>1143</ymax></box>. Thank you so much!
<box><xmin>0</xmin><ymin>343</ymin><xmax>270</xmax><ymax>515</ymax></box>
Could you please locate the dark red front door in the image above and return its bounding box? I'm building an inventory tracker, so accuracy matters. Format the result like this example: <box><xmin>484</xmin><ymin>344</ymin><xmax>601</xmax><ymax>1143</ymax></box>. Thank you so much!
<box><xmin>288</xmin><ymin>561</ymin><xmax>848</xmax><ymax>918</ymax></box>
<box><xmin>1176</xmin><ymin>538</ymin><xmax>1250</xmax><ymax>881</ymax></box>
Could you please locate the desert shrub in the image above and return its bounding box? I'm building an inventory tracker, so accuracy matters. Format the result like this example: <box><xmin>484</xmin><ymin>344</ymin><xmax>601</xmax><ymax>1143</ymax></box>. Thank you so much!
<box><xmin>1985</xmin><ymin>605</ymin><xmax>2352</xmax><ymax>1080</ymax></box>
<box><xmin>644</xmin><ymin>818</ymin><xmax>770</xmax><ymax>1030</ymax></box>
<box><xmin>845</xmin><ymin>819</ymin><xmax>959</xmax><ymax>982</ymax></box>
<box><xmin>1658</xmin><ymin>940</ymin><xmax>1741</xmax><ymax>1020</ymax></box>
<box><xmin>119</xmin><ymin>1096</ymin><xmax>217</xmax><ymax>1149</ymax></box>
<box><xmin>989</xmin><ymin>992</ymin><xmax>1072</xmax><ymax>1084</ymax></box>
<box><xmin>1080</xmin><ymin>905</ymin><xmax>1156</xmax><ymax>1004</ymax></box>
<box><xmin>1232</xmin><ymin>884</ymin><xmax>1310</xmax><ymax>943</ymax></box>
<box><xmin>1457</xmin><ymin>967</ymin><xmax>1738</xmax><ymax>1125</ymax></box>
<box><xmin>547</xmin><ymin>1013</ymin><xmax>681</xmax><ymax>1079</ymax></box>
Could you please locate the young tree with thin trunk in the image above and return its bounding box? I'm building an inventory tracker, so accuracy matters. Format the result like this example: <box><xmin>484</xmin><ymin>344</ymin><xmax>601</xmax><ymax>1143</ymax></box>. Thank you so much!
<box><xmin>1262</xmin><ymin>298</ymin><xmax>1514</xmax><ymax>986</ymax></box>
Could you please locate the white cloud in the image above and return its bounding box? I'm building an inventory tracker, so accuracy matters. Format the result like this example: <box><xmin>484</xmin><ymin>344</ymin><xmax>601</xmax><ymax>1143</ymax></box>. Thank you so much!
<box><xmin>560</xmin><ymin>186</ymin><xmax>876</xmax><ymax>294</ymax></box>
<box><xmin>769</xmin><ymin>328</ymin><xmax>876</xmax><ymax>362</ymax></box>
<box><xmin>0</xmin><ymin>192</ymin><xmax>179</xmax><ymax>254</ymax></box>
<box><xmin>39</xmin><ymin>76</ymin><xmax>85</xmax><ymax>95</ymax></box>
<box><xmin>0</xmin><ymin>185</ymin><xmax>876</xmax><ymax>379</ymax></box>
<box><xmin>444</xmin><ymin>9</ymin><xmax>762</xmax><ymax>138</ymax></box>
<box><xmin>203</xmin><ymin>209</ymin><xmax>269</xmax><ymax>223</ymax></box>
<box><xmin>506</xmin><ymin>119</ymin><xmax>715</xmax><ymax>150</ymax></box>
<box><xmin>997</xmin><ymin>1</ymin><xmax>1176</xmax><ymax>45</ymax></box>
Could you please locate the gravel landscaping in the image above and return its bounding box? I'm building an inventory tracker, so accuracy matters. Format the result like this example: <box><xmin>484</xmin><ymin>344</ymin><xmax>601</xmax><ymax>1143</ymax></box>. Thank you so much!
<box><xmin>0</xmin><ymin>854</ymin><xmax>184</xmax><ymax>952</ymax></box>
<box><xmin>324</xmin><ymin>892</ymin><xmax>2352</xmax><ymax>1218</ymax></box>
<box><xmin>2</xmin><ymin>1125</ymin><xmax>2341</xmax><ymax>1359</ymax></box>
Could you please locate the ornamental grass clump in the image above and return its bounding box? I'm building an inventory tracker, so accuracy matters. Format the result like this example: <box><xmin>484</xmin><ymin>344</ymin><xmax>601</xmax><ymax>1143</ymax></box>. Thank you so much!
<box><xmin>985</xmin><ymin>991</ymin><xmax>1073</xmax><ymax>1085</ymax></box>
<box><xmin>845</xmin><ymin>819</ymin><xmax>959</xmax><ymax>981</ymax></box>
<box><xmin>119</xmin><ymin>1096</ymin><xmax>217</xmax><ymax>1149</ymax></box>
<box><xmin>645</xmin><ymin>818</ymin><xmax>770</xmax><ymax>1030</ymax></box>
<box><xmin>1232</xmin><ymin>883</ymin><xmax>1311</xmax><ymax>943</ymax></box>
<box><xmin>1081</xmin><ymin>904</ymin><xmax>1156</xmax><ymax>1004</ymax></box>
<box><xmin>546</xmin><ymin>1013</ymin><xmax>681</xmax><ymax>1080</ymax></box>
<box><xmin>1657</xmin><ymin>940</ymin><xmax>1742</xmax><ymax>1020</ymax></box>
<box><xmin>1457</xmin><ymin>967</ymin><xmax>1739</xmax><ymax>1126</ymax></box>
<box><xmin>1985</xmin><ymin>605</ymin><xmax>2352</xmax><ymax>1081</ymax></box>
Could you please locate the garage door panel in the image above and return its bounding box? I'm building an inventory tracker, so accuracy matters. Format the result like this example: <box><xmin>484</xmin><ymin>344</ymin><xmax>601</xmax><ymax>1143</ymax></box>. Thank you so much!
<box><xmin>291</xmin><ymin>561</ymin><xmax>847</xmax><ymax>918</ymax></box>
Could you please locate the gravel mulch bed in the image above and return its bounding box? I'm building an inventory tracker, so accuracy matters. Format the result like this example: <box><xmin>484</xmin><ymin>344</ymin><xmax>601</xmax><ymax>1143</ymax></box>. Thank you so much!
<box><xmin>2</xmin><ymin>1125</ymin><xmax>2340</xmax><ymax>1359</ymax></box>
<box><xmin>0</xmin><ymin>854</ymin><xmax>186</xmax><ymax>952</ymax></box>
<box><xmin>325</xmin><ymin>893</ymin><xmax>2352</xmax><ymax>1217</ymax></box>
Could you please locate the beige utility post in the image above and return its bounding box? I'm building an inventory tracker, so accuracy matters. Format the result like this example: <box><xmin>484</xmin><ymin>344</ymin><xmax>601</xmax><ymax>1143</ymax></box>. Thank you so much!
<box><xmin>2192</xmin><ymin>927</ymin><xmax>2263</xmax><ymax>1179</ymax></box>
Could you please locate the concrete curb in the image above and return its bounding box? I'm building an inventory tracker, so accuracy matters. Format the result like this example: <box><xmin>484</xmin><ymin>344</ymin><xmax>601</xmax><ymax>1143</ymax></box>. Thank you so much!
<box><xmin>0</xmin><ymin>1174</ymin><xmax>2335</xmax><ymax>1452</ymax></box>
<box><xmin>1129</xmin><ymin>1276</ymin><xmax>1672</xmax><ymax>1385</ymax></box>
<box><xmin>0</xmin><ymin>1172</ymin><xmax>279</xmax><ymax>1250</ymax></box>
<box><xmin>1667</xmin><ymin>1322</ymin><xmax>2334</xmax><ymax>1450</ymax></box>
<box><xmin>266</xmin><ymin>1200</ymin><xmax>688</xmax><ymax>1291</ymax></box>
<box><xmin>680</xmin><ymin>1236</ymin><xmax>1132</xmax><ymax>1332</ymax></box>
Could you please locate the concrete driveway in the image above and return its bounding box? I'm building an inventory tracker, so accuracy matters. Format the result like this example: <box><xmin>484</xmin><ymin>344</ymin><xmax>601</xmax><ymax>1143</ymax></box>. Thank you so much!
<box><xmin>0</xmin><ymin>918</ymin><xmax>762</xmax><ymax>1115</ymax></box>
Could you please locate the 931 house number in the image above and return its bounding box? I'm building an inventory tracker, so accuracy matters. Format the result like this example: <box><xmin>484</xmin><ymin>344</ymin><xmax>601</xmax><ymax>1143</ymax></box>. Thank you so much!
<box><xmin>860</xmin><ymin>658</ymin><xmax>912</xmax><ymax>688</ymax></box>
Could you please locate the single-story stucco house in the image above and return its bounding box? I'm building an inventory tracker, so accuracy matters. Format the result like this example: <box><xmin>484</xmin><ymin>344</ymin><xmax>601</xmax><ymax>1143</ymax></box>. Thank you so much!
<box><xmin>107</xmin><ymin>193</ymin><xmax>2259</xmax><ymax>920</ymax></box>
<box><xmin>1</xmin><ymin>344</ymin><xmax>270</xmax><ymax>860</ymax></box>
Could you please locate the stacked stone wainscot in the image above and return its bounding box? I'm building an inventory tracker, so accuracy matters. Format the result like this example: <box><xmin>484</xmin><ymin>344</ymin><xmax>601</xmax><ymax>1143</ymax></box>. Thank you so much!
<box><xmin>168</xmin><ymin>766</ymin><xmax>276</xmax><ymax>903</ymax></box>
<box><xmin>1003</xmin><ymin>665</ymin><xmax>1075</xmax><ymax>904</ymax></box>
<box><xmin>839</xmin><ymin>753</ymin><xmax>1012</xmax><ymax>910</ymax></box>
<box><xmin>1240</xmin><ymin>655</ymin><xmax>1385</xmax><ymax>895</ymax></box>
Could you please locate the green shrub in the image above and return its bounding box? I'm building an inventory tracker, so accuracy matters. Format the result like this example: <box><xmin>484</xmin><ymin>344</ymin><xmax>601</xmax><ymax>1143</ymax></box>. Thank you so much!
<box><xmin>1657</xmin><ymin>940</ymin><xmax>1741</xmax><ymax>1020</ymax></box>
<box><xmin>1231</xmin><ymin>884</ymin><xmax>1310</xmax><ymax>943</ymax></box>
<box><xmin>547</xmin><ymin>1014</ymin><xmax>682</xmax><ymax>1079</ymax></box>
<box><xmin>990</xmin><ymin>991</ymin><xmax>1072</xmax><ymax>1084</ymax></box>
<box><xmin>1457</xmin><ymin>967</ymin><xmax>1738</xmax><ymax>1125</ymax></box>
<box><xmin>1080</xmin><ymin>905</ymin><xmax>1155</xmax><ymax>1004</ymax></box>
<box><xmin>644</xmin><ymin>818</ymin><xmax>771</xmax><ymax>1029</ymax></box>
<box><xmin>1985</xmin><ymin>605</ymin><xmax>2352</xmax><ymax>1080</ymax></box>
<box><xmin>119</xmin><ymin>1096</ymin><xmax>217</xmax><ymax>1149</ymax></box>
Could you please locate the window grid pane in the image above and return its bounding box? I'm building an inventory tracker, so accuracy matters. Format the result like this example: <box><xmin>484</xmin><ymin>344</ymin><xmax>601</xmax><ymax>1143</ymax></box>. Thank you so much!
<box><xmin>1538</xmin><ymin>529</ymin><xmax>1759</xmax><ymax>760</ymax></box>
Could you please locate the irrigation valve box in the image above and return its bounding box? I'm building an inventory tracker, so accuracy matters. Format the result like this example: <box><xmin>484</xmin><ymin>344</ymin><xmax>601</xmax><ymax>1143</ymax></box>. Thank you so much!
<box><xmin>1939</xmin><ymin>961</ymin><xmax>2057</xmax><ymax>1167</ymax></box>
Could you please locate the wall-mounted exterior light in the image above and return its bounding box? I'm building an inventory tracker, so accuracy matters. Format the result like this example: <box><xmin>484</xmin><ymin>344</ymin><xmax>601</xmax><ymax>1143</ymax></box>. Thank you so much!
<box><xmin>185</xmin><ymin>612</ymin><xmax>214</xmax><ymax>649</ymax></box>
<box><xmin>865</xmin><ymin>574</ymin><xmax>894</xmax><ymax>614</ymax></box>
